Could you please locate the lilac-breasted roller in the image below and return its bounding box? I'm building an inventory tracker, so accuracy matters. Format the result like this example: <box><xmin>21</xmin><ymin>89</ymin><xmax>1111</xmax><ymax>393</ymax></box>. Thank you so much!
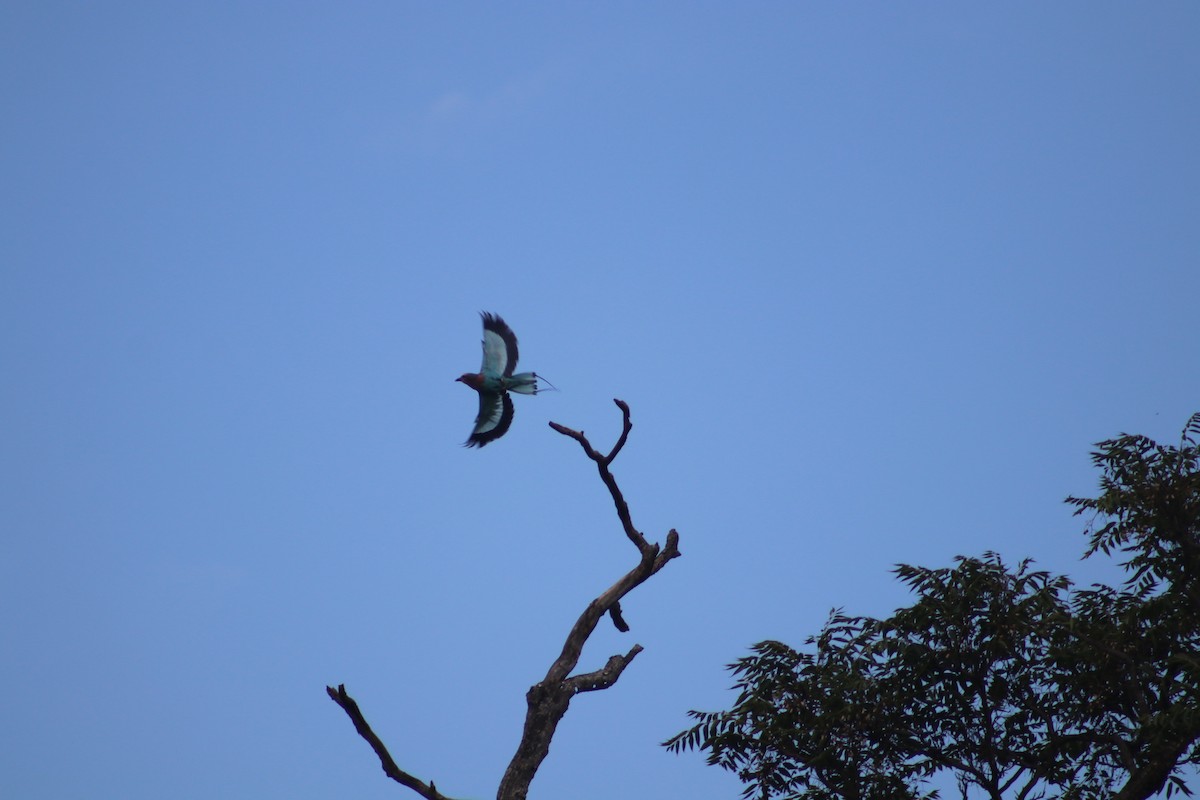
<box><xmin>456</xmin><ymin>312</ymin><xmax>544</xmax><ymax>447</ymax></box>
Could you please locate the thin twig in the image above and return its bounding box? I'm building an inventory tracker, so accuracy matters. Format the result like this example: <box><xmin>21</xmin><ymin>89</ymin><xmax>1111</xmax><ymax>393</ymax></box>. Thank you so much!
<box><xmin>549</xmin><ymin>399</ymin><xmax>649</xmax><ymax>553</ymax></box>
<box><xmin>325</xmin><ymin>684</ymin><xmax>458</xmax><ymax>800</ymax></box>
<box><xmin>605</xmin><ymin>399</ymin><xmax>633</xmax><ymax>463</ymax></box>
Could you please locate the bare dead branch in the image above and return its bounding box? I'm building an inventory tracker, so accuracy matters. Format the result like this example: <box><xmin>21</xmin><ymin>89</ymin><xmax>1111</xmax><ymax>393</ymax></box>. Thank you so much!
<box><xmin>492</xmin><ymin>401</ymin><xmax>682</xmax><ymax>800</ymax></box>
<box><xmin>606</xmin><ymin>398</ymin><xmax>633</xmax><ymax>463</ymax></box>
<box><xmin>609</xmin><ymin>601</ymin><xmax>630</xmax><ymax>633</ymax></box>
<box><xmin>548</xmin><ymin>399</ymin><xmax>656</xmax><ymax>555</ymax></box>
<box><xmin>566</xmin><ymin>645</ymin><xmax>644</xmax><ymax>694</ymax></box>
<box><xmin>329</xmin><ymin>400</ymin><xmax>680</xmax><ymax>800</ymax></box>
<box><xmin>325</xmin><ymin>683</ymin><xmax>459</xmax><ymax>800</ymax></box>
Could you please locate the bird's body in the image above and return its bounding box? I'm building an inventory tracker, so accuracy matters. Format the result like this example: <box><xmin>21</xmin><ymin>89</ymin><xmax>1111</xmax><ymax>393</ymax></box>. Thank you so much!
<box><xmin>457</xmin><ymin>371</ymin><xmax>539</xmax><ymax>396</ymax></box>
<box><xmin>456</xmin><ymin>312</ymin><xmax>544</xmax><ymax>447</ymax></box>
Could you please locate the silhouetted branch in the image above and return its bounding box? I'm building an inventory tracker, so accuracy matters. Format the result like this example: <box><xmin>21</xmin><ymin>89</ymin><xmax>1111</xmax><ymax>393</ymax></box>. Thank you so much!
<box><xmin>566</xmin><ymin>645</ymin><xmax>643</xmax><ymax>693</ymax></box>
<box><xmin>491</xmin><ymin>401</ymin><xmax>681</xmax><ymax>800</ymax></box>
<box><xmin>606</xmin><ymin>398</ymin><xmax>633</xmax><ymax>463</ymax></box>
<box><xmin>325</xmin><ymin>684</ymin><xmax>459</xmax><ymax>800</ymax></box>
<box><xmin>329</xmin><ymin>400</ymin><xmax>680</xmax><ymax>800</ymax></box>
<box><xmin>549</xmin><ymin>399</ymin><xmax>658</xmax><ymax>555</ymax></box>
<box><xmin>609</xmin><ymin>601</ymin><xmax>630</xmax><ymax>633</ymax></box>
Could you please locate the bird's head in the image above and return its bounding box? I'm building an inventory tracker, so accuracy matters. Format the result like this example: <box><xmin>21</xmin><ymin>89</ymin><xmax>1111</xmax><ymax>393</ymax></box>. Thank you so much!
<box><xmin>456</xmin><ymin>373</ymin><xmax>484</xmax><ymax>390</ymax></box>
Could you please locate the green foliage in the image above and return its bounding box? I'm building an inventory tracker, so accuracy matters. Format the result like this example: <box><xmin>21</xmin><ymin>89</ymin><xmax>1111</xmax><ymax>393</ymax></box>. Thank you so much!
<box><xmin>668</xmin><ymin>414</ymin><xmax>1200</xmax><ymax>800</ymax></box>
<box><xmin>1069</xmin><ymin>411</ymin><xmax>1200</xmax><ymax>599</ymax></box>
<box><xmin>1060</xmin><ymin>412</ymin><xmax>1200</xmax><ymax>800</ymax></box>
<box><xmin>665</xmin><ymin>619</ymin><xmax>931</xmax><ymax>800</ymax></box>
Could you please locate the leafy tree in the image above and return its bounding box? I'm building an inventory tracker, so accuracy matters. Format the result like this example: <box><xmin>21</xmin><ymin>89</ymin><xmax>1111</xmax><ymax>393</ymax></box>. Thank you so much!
<box><xmin>1060</xmin><ymin>413</ymin><xmax>1200</xmax><ymax>799</ymax></box>
<box><xmin>667</xmin><ymin>413</ymin><xmax>1200</xmax><ymax>800</ymax></box>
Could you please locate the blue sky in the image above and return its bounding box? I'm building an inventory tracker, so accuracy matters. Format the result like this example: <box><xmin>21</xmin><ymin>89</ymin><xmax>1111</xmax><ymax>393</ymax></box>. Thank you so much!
<box><xmin>2</xmin><ymin>4</ymin><xmax>1197</xmax><ymax>799</ymax></box>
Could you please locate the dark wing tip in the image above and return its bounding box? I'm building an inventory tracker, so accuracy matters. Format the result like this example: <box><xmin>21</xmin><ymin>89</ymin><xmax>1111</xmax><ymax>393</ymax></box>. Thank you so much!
<box><xmin>480</xmin><ymin>311</ymin><xmax>514</xmax><ymax>337</ymax></box>
<box><xmin>464</xmin><ymin>392</ymin><xmax>514</xmax><ymax>448</ymax></box>
<box><xmin>479</xmin><ymin>311</ymin><xmax>520</xmax><ymax>377</ymax></box>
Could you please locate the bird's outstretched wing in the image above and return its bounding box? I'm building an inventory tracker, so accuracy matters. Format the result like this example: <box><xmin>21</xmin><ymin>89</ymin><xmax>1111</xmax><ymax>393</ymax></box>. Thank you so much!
<box><xmin>479</xmin><ymin>312</ymin><xmax>519</xmax><ymax>378</ymax></box>
<box><xmin>465</xmin><ymin>390</ymin><xmax>514</xmax><ymax>448</ymax></box>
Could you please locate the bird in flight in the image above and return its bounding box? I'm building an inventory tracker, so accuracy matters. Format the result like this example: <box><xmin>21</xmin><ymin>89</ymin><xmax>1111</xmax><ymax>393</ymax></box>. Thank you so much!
<box><xmin>456</xmin><ymin>312</ymin><xmax>546</xmax><ymax>447</ymax></box>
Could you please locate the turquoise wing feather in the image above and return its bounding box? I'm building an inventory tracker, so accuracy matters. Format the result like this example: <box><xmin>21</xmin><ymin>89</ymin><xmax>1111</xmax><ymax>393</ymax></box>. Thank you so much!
<box><xmin>480</xmin><ymin>312</ymin><xmax>518</xmax><ymax>377</ymax></box>
<box><xmin>466</xmin><ymin>390</ymin><xmax>513</xmax><ymax>448</ymax></box>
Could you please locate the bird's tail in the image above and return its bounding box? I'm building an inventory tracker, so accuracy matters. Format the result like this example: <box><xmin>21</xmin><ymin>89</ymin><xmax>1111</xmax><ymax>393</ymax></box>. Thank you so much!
<box><xmin>506</xmin><ymin>372</ymin><xmax>540</xmax><ymax>394</ymax></box>
<box><xmin>507</xmin><ymin>372</ymin><xmax>556</xmax><ymax>394</ymax></box>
